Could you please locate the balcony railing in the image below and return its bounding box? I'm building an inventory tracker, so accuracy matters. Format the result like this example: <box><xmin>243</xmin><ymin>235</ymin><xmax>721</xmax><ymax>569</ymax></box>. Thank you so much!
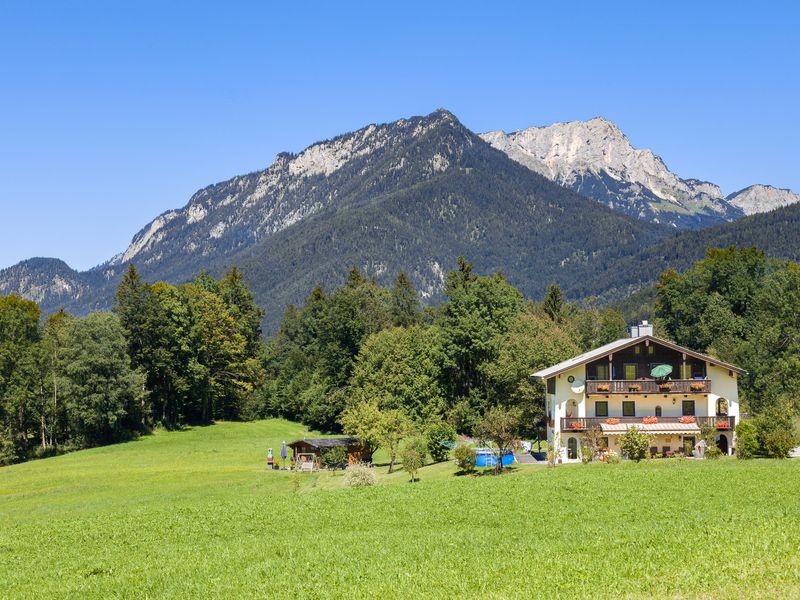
<box><xmin>586</xmin><ymin>379</ymin><xmax>710</xmax><ymax>395</ymax></box>
<box><xmin>561</xmin><ymin>416</ymin><xmax>735</xmax><ymax>432</ymax></box>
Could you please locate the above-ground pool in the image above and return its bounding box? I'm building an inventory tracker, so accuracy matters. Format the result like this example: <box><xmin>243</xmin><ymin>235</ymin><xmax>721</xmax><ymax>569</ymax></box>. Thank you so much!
<box><xmin>474</xmin><ymin>449</ymin><xmax>516</xmax><ymax>467</ymax></box>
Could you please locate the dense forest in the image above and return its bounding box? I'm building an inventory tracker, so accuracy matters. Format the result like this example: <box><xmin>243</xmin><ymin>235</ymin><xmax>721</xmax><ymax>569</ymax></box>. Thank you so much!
<box><xmin>1</xmin><ymin>247</ymin><xmax>799</xmax><ymax>465</ymax></box>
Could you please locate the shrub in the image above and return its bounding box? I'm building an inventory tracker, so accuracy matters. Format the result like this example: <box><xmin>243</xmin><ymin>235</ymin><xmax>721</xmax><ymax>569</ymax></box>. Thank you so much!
<box><xmin>425</xmin><ymin>420</ymin><xmax>457</xmax><ymax>463</ymax></box>
<box><xmin>704</xmin><ymin>445</ymin><xmax>723</xmax><ymax>460</ymax></box>
<box><xmin>606</xmin><ymin>451</ymin><xmax>620</xmax><ymax>464</ymax></box>
<box><xmin>320</xmin><ymin>446</ymin><xmax>348</xmax><ymax>470</ymax></box>
<box><xmin>580</xmin><ymin>446</ymin><xmax>593</xmax><ymax>464</ymax></box>
<box><xmin>735</xmin><ymin>420</ymin><xmax>759</xmax><ymax>459</ymax></box>
<box><xmin>344</xmin><ymin>462</ymin><xmax>377</xmax><ymax>487</ymax></box>
<box><xmin>619</xmin><ymin>426</ymin><xmax>651</xmax><ymax>462</ymax></box>
<box><xmin>763</xmin><ymin>429</ymin><xmax>795</xmax><ymax>459</ymax></box>
<box><xmin>453</xmin><ymin>444</ymin><xmax>477</xmax><ymax>474</ymax></box>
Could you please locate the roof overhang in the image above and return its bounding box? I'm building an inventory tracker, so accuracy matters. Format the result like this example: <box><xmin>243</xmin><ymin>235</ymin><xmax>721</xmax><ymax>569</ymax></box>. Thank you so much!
<box><xmin>531</xmin><ymin>334</ymin><xmax>746</xmax><ymax>381</ymax></box>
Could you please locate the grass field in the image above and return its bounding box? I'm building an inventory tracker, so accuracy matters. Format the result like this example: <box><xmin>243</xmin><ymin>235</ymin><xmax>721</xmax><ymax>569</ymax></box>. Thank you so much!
<box><xmin>2</xmin><ymin>420</ymin><xmax>800</xmax><ymax>599</ymax></box>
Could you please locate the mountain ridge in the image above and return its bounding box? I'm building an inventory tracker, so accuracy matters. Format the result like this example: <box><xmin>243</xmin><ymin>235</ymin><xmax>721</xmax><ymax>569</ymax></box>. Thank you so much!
<box><xmin>2</xmin><ymin>109</ymin><xmax>798</xmax><ymax>331</ymax></box>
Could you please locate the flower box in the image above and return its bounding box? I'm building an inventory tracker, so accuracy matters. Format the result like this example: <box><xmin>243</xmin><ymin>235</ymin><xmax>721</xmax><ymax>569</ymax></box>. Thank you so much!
<box><xmin>606</xmin><ymin>418</ymin><xmax>621</xmax><ymax>425</ymax></box>
<box><xmin>716</xmin><ymin>420</ymin><xmax>731</xmax><ymax>429</ymax></box>
<box><xmin>642</xmin><ymin>416</ymin><xmax>659</xmax><ymax>425</ymax></box>
<box><xmin>628</xmin><ymin>384</ymin><xmax>641</xmax><ymax>392</ymax></box>
<box><xmin>678</xmin><ymin>415</ymin><xmax>696</xmax><ymax>424</ymax></box>
<box><xmin>596</xmin><ymin>384</ymin><xmax>610</xmax><ymax>392</ymax></box>
<box><xmin>569</xmin><ymin>421</ymin><xmax>584</xmax><ymax>430</ymax></box>
<box><xmin>658</xmin><ymin>383</ymin><xmax>673</xmax><ymax>391</ymax></box>
<box><xmin>689</xmin><ymin>383</ymin><xmax>706</xmax><ymax>392</ymax></box>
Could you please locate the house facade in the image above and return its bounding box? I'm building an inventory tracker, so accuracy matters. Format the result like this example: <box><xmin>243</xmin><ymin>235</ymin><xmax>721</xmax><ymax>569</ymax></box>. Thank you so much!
<box><xmin>532</xmin><ymin>321</ymin><xmax>745</xmax><ymax>461</ymax></box>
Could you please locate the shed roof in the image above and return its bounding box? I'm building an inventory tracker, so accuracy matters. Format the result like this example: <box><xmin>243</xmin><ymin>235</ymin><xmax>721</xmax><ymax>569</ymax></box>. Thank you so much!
<box><xmin>531</xmin><ymin>335</ymin><xmax>746</xmax><ymax>380</ymax></box>
<box><xmin>288</xmin><ymin>437</ymin><xmax>361</xmax><ymax>449</ymax></box>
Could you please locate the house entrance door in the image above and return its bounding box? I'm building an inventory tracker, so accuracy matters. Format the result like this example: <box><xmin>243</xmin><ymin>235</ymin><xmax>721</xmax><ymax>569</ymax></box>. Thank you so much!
<box><xmin>717</xmin><ymin>434</ymin><xmax>729</xmax><ymax>454</ymax></box>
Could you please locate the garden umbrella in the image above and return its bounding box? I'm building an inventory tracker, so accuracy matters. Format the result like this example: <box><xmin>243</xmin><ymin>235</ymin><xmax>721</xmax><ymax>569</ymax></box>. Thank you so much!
<box><xmin>281</xmin><ymin>441</ymin><xmax>287</xmax><ymax>466</ymax></box>
<box><xmin>650</xmin><ymin>364</ymin><xmax>673</xmax><ymax>378</ymax></box>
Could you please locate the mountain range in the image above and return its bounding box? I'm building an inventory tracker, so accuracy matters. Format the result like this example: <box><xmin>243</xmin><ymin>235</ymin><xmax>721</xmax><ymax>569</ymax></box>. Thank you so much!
<box><xmin>2</xmin><ymin>109</ymin><xmax>799</xmax><ymax>332</ymax></box>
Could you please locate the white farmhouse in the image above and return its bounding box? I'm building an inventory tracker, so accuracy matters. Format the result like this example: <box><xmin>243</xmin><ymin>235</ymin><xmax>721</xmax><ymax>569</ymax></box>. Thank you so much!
<box><xmin>532</xmin><ymin>321</ymin><xmax>745</xmax><ymax>461</ymax></box>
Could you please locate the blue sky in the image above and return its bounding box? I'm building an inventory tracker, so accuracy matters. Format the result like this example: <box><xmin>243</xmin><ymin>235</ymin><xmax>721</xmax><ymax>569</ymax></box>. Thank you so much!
<box><xmin>1</xmin><ymin>1</ymin><xmax>798</xmax><ymax>270</ymax></box>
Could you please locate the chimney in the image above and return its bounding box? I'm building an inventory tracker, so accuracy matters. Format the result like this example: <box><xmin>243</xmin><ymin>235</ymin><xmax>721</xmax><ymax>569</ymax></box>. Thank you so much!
<box><xmin>631</xmin><ymin>320</ymin><xmax>653</xmax><ymax>338</ymax></box>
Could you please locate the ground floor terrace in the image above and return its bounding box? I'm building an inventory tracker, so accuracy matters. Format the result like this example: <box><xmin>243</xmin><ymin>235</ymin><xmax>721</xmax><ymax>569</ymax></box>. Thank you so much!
<box><xmin>560</xmin><ymin>417</ymin><xmax>735</xmax><ymax>460</ymax></box>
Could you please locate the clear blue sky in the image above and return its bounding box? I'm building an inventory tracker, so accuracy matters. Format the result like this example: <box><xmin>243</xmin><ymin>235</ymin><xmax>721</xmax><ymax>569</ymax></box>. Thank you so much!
<box><xmin>1</xmin><ymin>1</ymin><xmax>798</xmax><ymax>270</ymax></box>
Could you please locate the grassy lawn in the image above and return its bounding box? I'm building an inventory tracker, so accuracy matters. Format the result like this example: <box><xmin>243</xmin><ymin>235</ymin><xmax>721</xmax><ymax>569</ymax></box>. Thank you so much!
<box><xmin>2</xmin><ymin>420</ymin><xmax>800</xmax><ymax>598</ymax></box>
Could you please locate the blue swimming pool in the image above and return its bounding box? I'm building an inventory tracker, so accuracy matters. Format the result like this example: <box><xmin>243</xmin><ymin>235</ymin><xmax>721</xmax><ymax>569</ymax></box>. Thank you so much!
<box><xmin>474</xmin><ymin>450</ymin><xmax>515</xmax><ymax>467</ymax></box>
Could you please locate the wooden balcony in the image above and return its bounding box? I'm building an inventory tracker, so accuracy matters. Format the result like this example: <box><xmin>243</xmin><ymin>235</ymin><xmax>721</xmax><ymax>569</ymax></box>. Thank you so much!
<box><xmin>561</xmin><ymin>416</ymin><xmax>735</xmax><ymax>432</ymax></box>
<box><xmin>586</xmin><ymin>379</ymin><xmax>710</xmax><ymax>395</ymax></box>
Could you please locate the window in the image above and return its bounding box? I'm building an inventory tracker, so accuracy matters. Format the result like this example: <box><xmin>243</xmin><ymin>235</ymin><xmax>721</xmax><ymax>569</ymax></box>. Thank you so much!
<box><xmin>655</xmin><ymin>405</ymin><xmax>662</xmax><ymax>417</ymax></box>
<box><xmin>682</xmin><ymin>400</ymin><xmax>695</xmax><ymax>416</ymax></box>
<box><xmin>683</xmin><ymin>436</ymin><xmax>696</xmax><ymax>454</ymax></box>
<box><xmin>634</xmin><ymin>345</ymin><xmax>641</xmax><ymax>355</ymax></box>
<box><xmin>595</xmin><ymin>364</ymin><xmax>609</xmax><ymax>380</ymax></box>
<box><xmin>623</xmin><ymin>401</ymin><xmax>635</xmax><ymax>416</ymax></box>
<box><xmin>680</xmin><ymin>363</ymin><xmax>692</xmax><ymax>380</ymax></box>
<box><xmin>716</xmin><ymin>398</ymin><xmax>728</xmax><ymax>416</ymax></box>
<box><xmin>647</xmin><ymin>345</ymin><xmax>655</xmax><ymax>355</ymax></box>
<box><xmin>547</xmin><ymin>378</ymin><xmax>555</xmax><ymax>394</ymax></box>
<box><xmin>624</xmin><ymin>363</ymin><xmax>637</xmax><ymax>380</ymax></box>
<box><xmin>595</xmin><ymin>401</ymin><xmax>608</xmax><ymax>417</ymax></box>
<box><xmin>600</xmin><ymin>437</ymin><xmax>609</xmax><ymax>450</ymax></box>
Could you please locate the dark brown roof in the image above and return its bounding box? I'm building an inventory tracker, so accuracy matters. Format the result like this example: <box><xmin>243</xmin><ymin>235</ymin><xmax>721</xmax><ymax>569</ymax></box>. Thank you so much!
<box><xmin>288</xmin><ymin>437</ymin><xmax>361</xmax><ymax>449</ymax></box>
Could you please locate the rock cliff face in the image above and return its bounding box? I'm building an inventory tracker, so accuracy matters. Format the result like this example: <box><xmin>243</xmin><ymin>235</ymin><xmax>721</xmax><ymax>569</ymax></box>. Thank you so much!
<box><xmin>727</xmin><ymin>184</ymin><xmax>800</xmax><ymax>216</ymax></box>
<box><xmin>481</xmin><ymin>118</ymin><xmax>744</xmax><ymax>228</ymax></box>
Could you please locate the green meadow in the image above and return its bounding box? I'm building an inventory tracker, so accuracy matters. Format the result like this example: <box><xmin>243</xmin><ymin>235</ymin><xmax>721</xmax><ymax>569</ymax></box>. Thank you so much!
<box><xmin>2</xmin><ymin>419</ymin><xmax>799</xmax><ymax>599</ymax></box>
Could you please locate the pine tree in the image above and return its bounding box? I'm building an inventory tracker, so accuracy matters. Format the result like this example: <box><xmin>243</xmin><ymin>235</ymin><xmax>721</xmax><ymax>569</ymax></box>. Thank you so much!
<box><xmin>390</xmin><ymin>272</ymin><xmax>420</xmax><ymax>327</ymax></box>
<box><xmin>543</xmin><ymin>283</ymin><xmax>564</xmax><ymax>323</ymax></box>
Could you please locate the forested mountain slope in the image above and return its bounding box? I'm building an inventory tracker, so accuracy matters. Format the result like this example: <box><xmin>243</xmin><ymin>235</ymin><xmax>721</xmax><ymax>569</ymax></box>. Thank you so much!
<box><xmin>569</xmin><ymin>200</ymin><xmax>800</xmax><ymax>303</ymax></box>
<box><xmin>0</xmin><ymin>110</ymin><xmax>671</xmax><ymax>332</ymax></box>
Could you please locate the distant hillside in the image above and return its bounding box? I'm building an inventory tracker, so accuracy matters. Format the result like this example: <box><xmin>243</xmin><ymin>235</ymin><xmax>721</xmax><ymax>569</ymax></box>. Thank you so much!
<box><xmin>569</xmin><ymin>200</ymin><xmax>800</xmax><ymax>304</ymax></box>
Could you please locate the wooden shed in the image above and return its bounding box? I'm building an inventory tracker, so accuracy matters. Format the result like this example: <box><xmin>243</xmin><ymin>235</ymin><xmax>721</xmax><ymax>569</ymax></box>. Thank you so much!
<box><xmin>288</xmin><ymin>437</ymin><xmax>371</xmax><ymax>470</ymax></box>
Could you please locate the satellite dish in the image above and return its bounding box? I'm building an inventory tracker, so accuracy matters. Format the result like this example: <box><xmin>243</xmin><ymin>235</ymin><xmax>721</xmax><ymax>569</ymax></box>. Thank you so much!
<box><xmin>570</xmin><ymin>379</ymin><xmax>585</xmax><ymax>394</ymax></box>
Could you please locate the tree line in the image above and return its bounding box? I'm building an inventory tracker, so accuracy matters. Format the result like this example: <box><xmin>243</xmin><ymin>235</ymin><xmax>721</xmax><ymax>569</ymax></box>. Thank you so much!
<box><xmin>3</xmin><ymin>247</ymin><xmax>799</xmax><ymax>466</ymax></box>
<box><xmin>0</xmin><ymin>267</ymin><xmax>264</xmax><ymax>464</ymax></box>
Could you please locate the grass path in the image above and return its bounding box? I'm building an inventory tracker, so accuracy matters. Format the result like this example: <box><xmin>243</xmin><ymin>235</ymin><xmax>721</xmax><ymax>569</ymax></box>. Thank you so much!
<box><xmin>2</xmin><ymin>420</ymin><xmax>800</xmax><ymax>598</ymax></box>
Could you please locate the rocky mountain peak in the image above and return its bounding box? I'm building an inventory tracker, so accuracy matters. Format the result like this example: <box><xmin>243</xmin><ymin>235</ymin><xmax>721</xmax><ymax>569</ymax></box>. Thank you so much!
<box><xmin>480</xmin><ymin>118</ymin><xmax>742</xmax><ymax>228</ymax></box>
<box><xmin>727</xmin><ymin>184</ymin><xmax>800</xmax><ymax>216</ymax></box>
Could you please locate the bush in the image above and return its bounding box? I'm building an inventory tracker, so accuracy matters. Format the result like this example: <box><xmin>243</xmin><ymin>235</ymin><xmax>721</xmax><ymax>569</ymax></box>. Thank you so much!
<box><xmin>704</xmin><ymin>445</ymin><xmax>723</xmax><ymax>460</ymax></box>
<box><xmin>425</xmin><ymin>420</ymin><xmax>457</xmax><ymax>463</ymax></box>
<box><xmin>320</xmin><ymin>446</ymin><xmax>348</xmax><ymax>470</ymax></box>
<box><xmin>606</xmin><ymin>451</ymin><xmax>620</xmax><ymax>464</ymax></box>
<box><xmin>453</xmin><ymin>444</ymin><xmax>477</xmax><ymax>474</ymax></box>
<box><xmin>580</xmin><ymin>446</ymin><xmax>593</xmax><ymax>464</ymax></box>
<box><xmin>344</xmin><ymin>462</ymin><xmax>377</xmax><ymax>487</ymax></box>
<box><xmin>619</xmin><ymin>426</ymin><xmax>651</xmax><ymax>462</ymax></box>
<box><xmin>735</xmin><ymin>420</ymin><xmax>759</xmax><ymax>459</ymax></box>
<box><xmin>763</xmin><ymin>429</ymin><xmax>795</xmax><ymax>459</ymax></box>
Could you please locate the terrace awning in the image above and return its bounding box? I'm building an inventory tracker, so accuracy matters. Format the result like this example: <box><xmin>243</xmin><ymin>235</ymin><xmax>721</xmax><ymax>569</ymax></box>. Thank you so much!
<box><xmin>599</xmin><ymin>422</ymin><xmax>701</xmax><ymax>435</ymax></box>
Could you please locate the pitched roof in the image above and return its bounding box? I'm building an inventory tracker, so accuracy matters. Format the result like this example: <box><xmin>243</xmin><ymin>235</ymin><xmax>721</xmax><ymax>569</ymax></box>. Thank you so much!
<box><xmin>531</xmin><ymin>334</ymin><xmax>746</xmax><ymax>380</ymax></box>
<box><xmin>288</xmin><ymin>437</ymin><xmax>361</xmax><ymax>449</ymax></box>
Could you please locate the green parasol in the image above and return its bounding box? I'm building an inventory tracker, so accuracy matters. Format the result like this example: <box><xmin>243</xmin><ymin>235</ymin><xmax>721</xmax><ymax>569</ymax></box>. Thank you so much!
<box><xmin>650</xmin><ymin>364</ymin><xmax>673</xmax><ymax>378</ymax></box>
